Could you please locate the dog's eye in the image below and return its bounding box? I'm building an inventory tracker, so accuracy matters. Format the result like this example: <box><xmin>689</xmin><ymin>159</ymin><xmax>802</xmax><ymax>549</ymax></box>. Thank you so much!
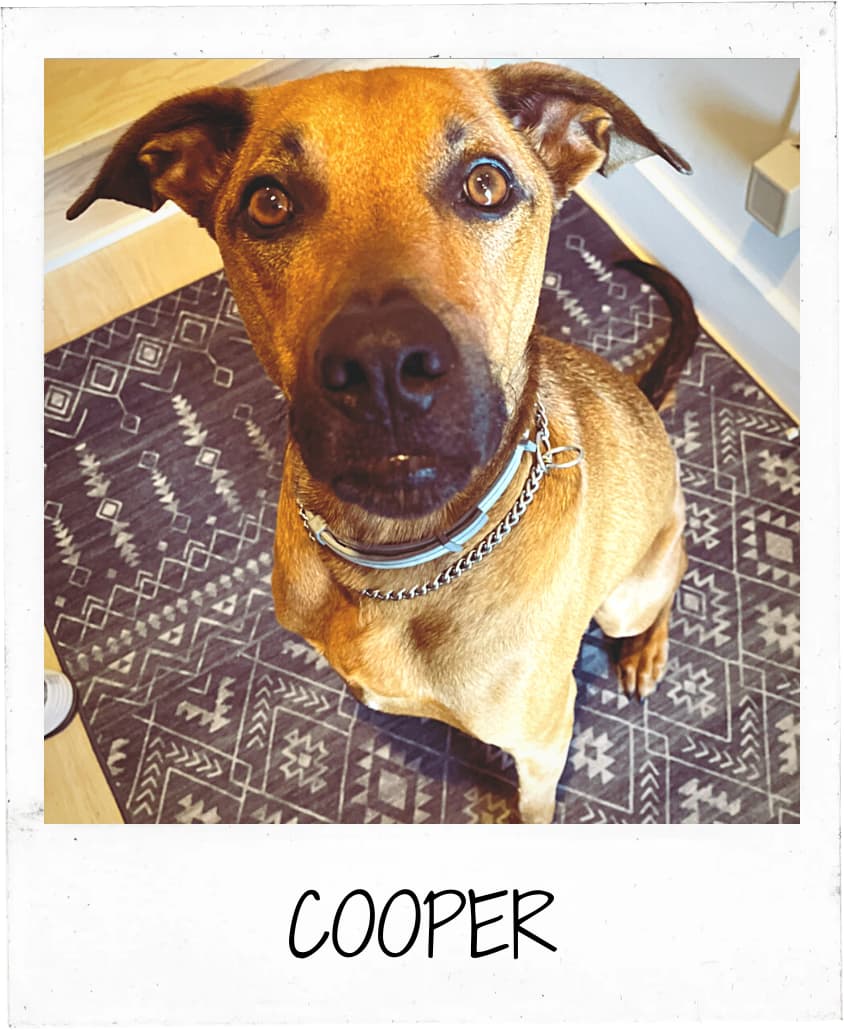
<box><xmin>463</xmin><ymin>161</ymin><xmax>511</xmax><ymax>209</ymax></box>
<box><xmin>245</xmin><ymin>183</ymin><xmax>293</xmax><ymax>230</ymax></box>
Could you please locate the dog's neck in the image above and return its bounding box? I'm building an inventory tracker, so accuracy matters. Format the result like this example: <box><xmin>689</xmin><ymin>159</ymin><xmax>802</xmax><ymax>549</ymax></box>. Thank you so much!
<box><xmin>292</xmin><ymin>378</ymin><xmax>540</xmax><ymax>551</ymax></box>
<box><xmin>297</xmin><ymin>418</ymin><xmax>540</xmax><ymax>571</ymax></box>
<box><xmin>291</xmin><ymin>375</ymin><xmax>584</xmax><ymax>596</ymax></box>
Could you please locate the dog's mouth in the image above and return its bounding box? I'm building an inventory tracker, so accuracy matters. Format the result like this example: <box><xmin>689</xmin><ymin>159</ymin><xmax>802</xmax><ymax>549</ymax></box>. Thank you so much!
<box><xmin>331</xmin><ymin>452</ymin><xmax>474</xmax><ymax>516</ymax></box>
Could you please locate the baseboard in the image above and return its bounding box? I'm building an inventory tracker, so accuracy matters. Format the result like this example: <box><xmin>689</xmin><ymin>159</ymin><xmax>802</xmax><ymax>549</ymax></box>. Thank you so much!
<box><xmin>576</xmin><ymin>167</ymin><xmax>800</xmax><ymax>420</ymax></box>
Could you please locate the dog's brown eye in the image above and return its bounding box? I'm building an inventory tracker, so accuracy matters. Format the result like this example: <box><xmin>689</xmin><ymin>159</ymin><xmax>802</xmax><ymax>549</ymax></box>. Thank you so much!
<box><xmin>464</xmin><ymin>162</ymin><xmax>511</xmax><ymax>208</ymax></box>
<box><xmin>246</xmin><ymin>183</ymin><xmax>293</xmax><ymax>230</ymax></box>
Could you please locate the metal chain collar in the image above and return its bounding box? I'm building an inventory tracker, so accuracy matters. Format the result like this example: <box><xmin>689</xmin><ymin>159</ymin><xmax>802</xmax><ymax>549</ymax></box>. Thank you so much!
<box><xmin>298</xmin><ymin>398</ymin><xmax>582</xmax><ymax>602</ymax></box>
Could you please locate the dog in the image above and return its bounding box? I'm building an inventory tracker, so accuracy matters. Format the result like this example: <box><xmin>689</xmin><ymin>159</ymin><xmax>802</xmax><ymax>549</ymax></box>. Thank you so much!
<box><xmin>68</xmin><ymin>62</ymin><xmax>699</xmax><ymax>823</ymax></box>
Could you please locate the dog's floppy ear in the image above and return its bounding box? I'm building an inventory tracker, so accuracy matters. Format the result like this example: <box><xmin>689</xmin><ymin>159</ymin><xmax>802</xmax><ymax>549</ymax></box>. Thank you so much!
<box><xmin>488</xmin><ymin>62</ymin><xmax>691</xmax><ymax>203</ymax></box>
<box><xmin>66</xmin><ymin>87</ymin><xmax>253</xmax><ymax>232</ymax></box>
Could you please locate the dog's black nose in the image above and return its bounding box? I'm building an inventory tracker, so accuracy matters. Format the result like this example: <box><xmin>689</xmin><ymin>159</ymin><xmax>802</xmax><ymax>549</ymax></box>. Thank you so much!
<box><xmin>316</xmin><ymin>289</ymin><xmax>457</xmax><ymax>423</ymax></box>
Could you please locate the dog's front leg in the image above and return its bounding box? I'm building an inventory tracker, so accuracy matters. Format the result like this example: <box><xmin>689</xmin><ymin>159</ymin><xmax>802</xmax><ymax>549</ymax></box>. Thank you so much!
<box><xmin>510</xmin><ymin>672</ymin><xmax>577</xmax><ymax>824</ymax></box>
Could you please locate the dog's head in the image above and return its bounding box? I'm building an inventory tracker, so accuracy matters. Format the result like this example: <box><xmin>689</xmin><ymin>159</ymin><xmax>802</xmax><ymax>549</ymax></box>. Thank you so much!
<box><xmin>68</xmin><ymin>62</ymin><xmax>689</xmax><ymax>527</ymax></box>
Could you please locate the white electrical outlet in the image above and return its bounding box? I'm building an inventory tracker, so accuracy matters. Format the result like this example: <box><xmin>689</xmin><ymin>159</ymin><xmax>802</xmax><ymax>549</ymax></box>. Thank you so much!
<box><xmin>746</xmin><ymin>139</ymin><xmax>800</xmax><ymax>237</ymax></box>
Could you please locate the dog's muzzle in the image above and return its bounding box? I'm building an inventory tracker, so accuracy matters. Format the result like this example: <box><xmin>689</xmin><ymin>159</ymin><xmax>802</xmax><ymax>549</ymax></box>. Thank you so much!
<box><xmin>316</xmin><ymin>288</ymin><xmax>456</xmax><ymax>424</ymax></box>
<box><xmin>290</xmin><ymin>288</ymin><xmax>506</xmax><ymax>517</ymax></box>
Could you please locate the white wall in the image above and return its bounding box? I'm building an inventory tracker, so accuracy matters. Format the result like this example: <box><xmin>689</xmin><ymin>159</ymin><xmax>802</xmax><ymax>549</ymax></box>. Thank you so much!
<box><xmin>545</xmin><ymin>59</ymin><xmax>800</xmax><ymax>416</ymax></box>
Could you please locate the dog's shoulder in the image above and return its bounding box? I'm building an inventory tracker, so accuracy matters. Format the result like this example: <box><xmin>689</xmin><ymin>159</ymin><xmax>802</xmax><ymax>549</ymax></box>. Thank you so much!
<box><xmin>532</xmin><ymin>333</ymin><xmax>677</xmax><ymax>507</ymax></box>
<box><xmin>534</xmin><ymin>334</ymin><xmax>659</xmax><ymax>420</ymax></box>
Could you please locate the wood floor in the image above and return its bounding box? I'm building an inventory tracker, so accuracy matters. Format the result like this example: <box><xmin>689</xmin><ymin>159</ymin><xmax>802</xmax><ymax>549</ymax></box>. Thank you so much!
<box><xmin>44</xmin><ymin>632</ymin><xmax>124</xmax><ymax>823</ymax></box>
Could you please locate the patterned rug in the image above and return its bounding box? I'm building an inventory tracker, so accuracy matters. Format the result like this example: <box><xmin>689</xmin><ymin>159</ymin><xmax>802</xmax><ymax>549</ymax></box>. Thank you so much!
<box><xmin>44</xmin><ymin>194</ymin><xmax>800</xmax><ymax>824</ymax></box>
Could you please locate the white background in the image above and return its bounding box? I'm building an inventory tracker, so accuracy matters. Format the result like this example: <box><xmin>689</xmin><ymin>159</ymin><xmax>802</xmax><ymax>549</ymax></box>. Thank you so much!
<box><xmin>2</xmin><ymin>2</ymin><xmax>840</xmax><ymax>1025</ymax></box>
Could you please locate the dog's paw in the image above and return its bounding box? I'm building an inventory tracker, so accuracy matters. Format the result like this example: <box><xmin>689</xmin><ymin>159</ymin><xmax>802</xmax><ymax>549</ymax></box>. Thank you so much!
<box><xmin>617</xmin><ymin>621</ymin><xmax>669</xmax><ymax>701</ymax></box>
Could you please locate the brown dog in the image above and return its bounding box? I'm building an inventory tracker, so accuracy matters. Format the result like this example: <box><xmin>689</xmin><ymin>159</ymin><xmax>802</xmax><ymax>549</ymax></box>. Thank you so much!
<box><xmin>68</xmin><ymin>62</ymin><xmax>698</xmax><ymax>823</ymax></box>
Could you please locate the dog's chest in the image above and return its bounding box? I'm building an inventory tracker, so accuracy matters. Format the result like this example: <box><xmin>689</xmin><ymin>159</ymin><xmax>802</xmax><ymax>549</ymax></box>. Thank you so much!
<box><xmin>317</xmin><ymin>594</ymin><xmax>528</xmax><ymax>732</ymax></box>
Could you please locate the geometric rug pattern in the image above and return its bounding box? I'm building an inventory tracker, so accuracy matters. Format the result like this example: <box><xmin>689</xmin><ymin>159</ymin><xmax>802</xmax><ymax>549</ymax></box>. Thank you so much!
<box><xmin>44</xmin><ymin>193</ymin><xmax>800</xmax><ymax>822</ymax></box>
